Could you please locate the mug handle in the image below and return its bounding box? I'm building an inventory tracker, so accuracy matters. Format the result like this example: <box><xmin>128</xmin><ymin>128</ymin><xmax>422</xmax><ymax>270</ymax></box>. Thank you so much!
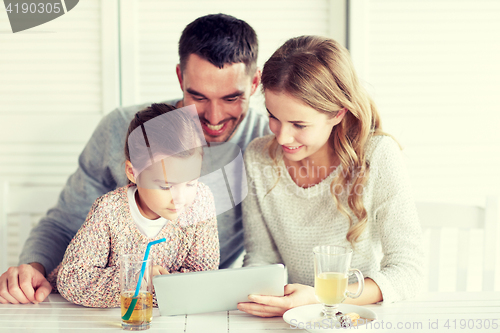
<box><xmin>346</xmin><ymin>268</ymin><xmax>364</xmax><ymax>299</ymax></box>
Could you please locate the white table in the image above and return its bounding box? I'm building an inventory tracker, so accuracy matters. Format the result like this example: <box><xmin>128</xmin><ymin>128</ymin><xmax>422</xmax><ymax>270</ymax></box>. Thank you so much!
<box><xmin>0</xmin><ymin>292</ymin><xmax>499</xmax><ymax>332</ymax></box>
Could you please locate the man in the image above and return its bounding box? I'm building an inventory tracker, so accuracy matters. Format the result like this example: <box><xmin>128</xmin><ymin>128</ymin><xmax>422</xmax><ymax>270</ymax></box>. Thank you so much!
<box><xmin>0</xmin><ymin>13</ymin><xmax>271</xmax><ymax>305</ymax></box>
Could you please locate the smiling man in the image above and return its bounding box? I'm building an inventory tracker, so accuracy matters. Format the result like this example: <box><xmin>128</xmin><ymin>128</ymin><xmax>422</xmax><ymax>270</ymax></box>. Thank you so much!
<box><xmin>0</xmin><ymin>14</ymin><xmax>271</xmax><ymax>305</ymax></box>
<box><xmin>175</xmin><ymin>15</ymin><xmax>263</xmax><ymax>144</ymax></box>
<box><xmin>179</xmin><ymin>54</ymin><xmax>251</xmax><ymax>142</ymax></box>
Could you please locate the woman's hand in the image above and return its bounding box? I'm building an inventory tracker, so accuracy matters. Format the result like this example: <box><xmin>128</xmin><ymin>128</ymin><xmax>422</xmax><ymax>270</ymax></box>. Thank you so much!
<box><xmin>237</xmin><ymin>283</ymin><xmax>319</xmax><ymax>317</ymax></box>
<box><xmin>152</xmin><ymin>265</ymin><xmax>169</xmax><ymax>276</ymax></box>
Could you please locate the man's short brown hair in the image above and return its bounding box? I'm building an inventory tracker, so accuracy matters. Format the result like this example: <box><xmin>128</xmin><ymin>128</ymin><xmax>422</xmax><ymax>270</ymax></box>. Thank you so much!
<box><xmin>178</xmin><ymin>13</ymin><xmax>258</xmax><ymax>75</ymax></box>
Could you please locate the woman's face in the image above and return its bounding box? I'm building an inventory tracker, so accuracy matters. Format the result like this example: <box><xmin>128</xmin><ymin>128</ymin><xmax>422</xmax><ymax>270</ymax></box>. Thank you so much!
<box><xmin>265</xmin><ymin>90</ymin><xmax>345</xmax><ymax>163</ymax></box>
<box><xmin>126</xmin><ymin>154</ymin><xmax>202</xmax><ymax>220</ymax></box>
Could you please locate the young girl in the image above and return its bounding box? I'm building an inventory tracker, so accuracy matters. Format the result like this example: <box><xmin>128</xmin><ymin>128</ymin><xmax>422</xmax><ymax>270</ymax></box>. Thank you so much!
<box><xmin>238</xmin><ymin>36</ymin><xmax>423</xmax><ymax>317</ymax></box>
<box><xmin>47</xmin><ymin>103</ymin><xmax>219</xmax><ymax>307</ymax></box>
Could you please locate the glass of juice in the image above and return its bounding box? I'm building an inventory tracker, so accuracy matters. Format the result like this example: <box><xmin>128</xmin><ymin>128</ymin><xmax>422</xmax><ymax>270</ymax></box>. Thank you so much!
<box><xmin>313</xmin><ymin>245</ymin><xmax>364</xmax><ymax>322</ymax></box>
<box><xmin>120</xmin><ymin>254</ymin><xmax>153</xmax><ymax>331</ymax></box>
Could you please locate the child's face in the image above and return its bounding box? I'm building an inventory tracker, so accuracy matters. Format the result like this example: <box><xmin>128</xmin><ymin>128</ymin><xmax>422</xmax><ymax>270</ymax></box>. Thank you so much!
<box><xmin>127</xmin><ymin>154</ymin><xmax>202</xmax><ymax>221</ymax></box>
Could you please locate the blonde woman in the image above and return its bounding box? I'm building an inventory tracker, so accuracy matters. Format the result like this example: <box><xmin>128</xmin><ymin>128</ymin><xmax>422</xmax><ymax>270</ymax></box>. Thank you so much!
<box><xmin>238</xmin><ymin>36</ymin><xmax>423</xmax><ymax>317</ymax></box>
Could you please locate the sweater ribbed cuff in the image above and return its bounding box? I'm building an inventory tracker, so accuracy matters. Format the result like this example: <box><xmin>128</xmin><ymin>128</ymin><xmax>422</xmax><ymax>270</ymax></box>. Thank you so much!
<box><xmin>364</xmin><ymin>271</ymin><xmax>397</xmax><ymax>304</ymax></box>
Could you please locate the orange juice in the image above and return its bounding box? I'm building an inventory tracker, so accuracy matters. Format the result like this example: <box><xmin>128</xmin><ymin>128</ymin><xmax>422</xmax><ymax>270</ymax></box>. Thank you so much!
<box><xmin>315</xmin><ymin>272</ymin><xmax>348</xmax><ymax>305</ymax></box>
<box><xmin>121</xmin><ymin>291</ymin><xmax>153</xmax><ymax>327</ymax></box>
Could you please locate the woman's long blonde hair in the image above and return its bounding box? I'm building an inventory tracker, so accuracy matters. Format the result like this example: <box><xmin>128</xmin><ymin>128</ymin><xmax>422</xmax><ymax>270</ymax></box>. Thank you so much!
<box><xmin>261</xmin><ymin>36</ymin><xmax>386</xmax><ymax>245</ymax></box>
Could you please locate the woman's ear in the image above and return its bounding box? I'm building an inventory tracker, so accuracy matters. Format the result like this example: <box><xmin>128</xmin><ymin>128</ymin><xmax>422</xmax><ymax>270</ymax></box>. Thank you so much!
<box><xmin>336</xmin><ymin>107</ymin><xmax>348</xmax><ymax>119</ymax></box>
<box><xmin>125</xmin><ymin>160</ymin><xmax>136</xmax><ymax>183</ymax></box>
<box><xmin>331</xmin><ymin>108</ymin><xmax>348</xmax><ymax>126</ymax></box>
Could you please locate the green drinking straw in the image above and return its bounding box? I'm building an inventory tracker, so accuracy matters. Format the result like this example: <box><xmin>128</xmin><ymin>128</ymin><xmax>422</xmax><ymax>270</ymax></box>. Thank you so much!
<box><xmin>122</xmin><ymin>238</ymin><xmax>166</xmax><ymax>321</ymax></box>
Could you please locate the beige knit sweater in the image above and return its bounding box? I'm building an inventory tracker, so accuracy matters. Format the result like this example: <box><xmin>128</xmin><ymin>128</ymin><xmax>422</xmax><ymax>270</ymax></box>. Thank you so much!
<box><xmin>47</xmin><ymin>184</ymin><xmax>219</xmax><ymax>308</ymax></box>
<box><xmin>242</xmin><ymin>135</ymin><xmax>424</xmax><ymax>303</ymax></box>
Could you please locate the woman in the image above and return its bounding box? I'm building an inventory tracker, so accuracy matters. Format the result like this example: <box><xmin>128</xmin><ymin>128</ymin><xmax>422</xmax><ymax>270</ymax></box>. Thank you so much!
<box><xmin>238</xmin><ymin>36</ymin><xmax>423</xmax><ymax>317</ymax></box>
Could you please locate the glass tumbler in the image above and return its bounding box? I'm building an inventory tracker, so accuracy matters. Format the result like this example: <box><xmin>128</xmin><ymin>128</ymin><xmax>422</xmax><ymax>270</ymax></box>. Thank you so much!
<box><xmin>120</xmin><ymin>254</ymin><xmax>153</xmax><ymax>331</ymax></box>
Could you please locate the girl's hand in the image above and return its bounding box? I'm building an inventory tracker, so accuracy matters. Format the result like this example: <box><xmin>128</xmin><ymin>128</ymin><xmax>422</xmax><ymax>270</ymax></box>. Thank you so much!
<box><xmin>152</xmin><ymin>265</ymin><xmax>169</xmax><ymax>276</ymax></box>
<box><xmin>237</xmin><ymin>283</ymin><xmax>319</xmax><ymax>317</ymax></box>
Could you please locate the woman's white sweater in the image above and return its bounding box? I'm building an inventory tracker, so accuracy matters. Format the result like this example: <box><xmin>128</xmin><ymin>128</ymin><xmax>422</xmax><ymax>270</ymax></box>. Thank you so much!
<box><xmin>242</xmin><ymin>134</ymin><xmax>424</xmax><ymax>303</ymax></box>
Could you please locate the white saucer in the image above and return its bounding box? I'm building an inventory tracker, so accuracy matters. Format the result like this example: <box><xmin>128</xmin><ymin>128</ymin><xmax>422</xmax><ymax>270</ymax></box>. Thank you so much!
<box><xmin>283</xmin><ymin>304</ymin><xmax>377</xmax><ymax>332</ymax></box>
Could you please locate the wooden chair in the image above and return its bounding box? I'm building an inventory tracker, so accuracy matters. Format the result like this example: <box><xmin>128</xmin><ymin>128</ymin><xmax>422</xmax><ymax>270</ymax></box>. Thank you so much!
<box><xmin>0</xmin><ymin>180</ymin><xmax>63</xmax><ymax>272</ymax></box>
<box><xmin>417</xmin><ymin>196</ymin><xmax>499</xmax><ymax>292</ymax></box>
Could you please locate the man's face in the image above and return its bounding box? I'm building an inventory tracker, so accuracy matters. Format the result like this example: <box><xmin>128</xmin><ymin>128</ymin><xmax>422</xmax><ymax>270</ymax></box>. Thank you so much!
<box><xmin>177</xmin><ymin>54</ymin><xmax>260</xmax><ymax>143</ymax></box>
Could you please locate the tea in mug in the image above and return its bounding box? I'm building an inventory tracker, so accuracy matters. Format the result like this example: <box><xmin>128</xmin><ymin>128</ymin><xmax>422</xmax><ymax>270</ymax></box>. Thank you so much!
<box><xmin>315</xmin><ymin>272</ymin><xmax>348</xmax><ymax>305</ymax></box>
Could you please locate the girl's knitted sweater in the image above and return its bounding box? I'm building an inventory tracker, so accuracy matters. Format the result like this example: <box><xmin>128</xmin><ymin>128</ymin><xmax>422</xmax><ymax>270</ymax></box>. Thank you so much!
<box><xmin>47</xmin><ymin>183</ymin><xmax>219</xmax><ymax>308</ymax></box>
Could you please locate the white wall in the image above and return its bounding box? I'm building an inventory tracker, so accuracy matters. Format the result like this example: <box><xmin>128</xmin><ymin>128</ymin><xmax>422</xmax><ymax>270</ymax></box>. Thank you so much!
<box><xmin>0</xmin><ymin>1</ymin><xmax>104</xmax><ymax>185</ymax></box>
<box><xmin>349</xmin><ymin>0</ymin><xmax>500</xmax><ymax>291</ymax></box>
<box><xmin>349</xmin><ymin>0</ymin><xmax>500</xmax><ymax>206</ymax></box>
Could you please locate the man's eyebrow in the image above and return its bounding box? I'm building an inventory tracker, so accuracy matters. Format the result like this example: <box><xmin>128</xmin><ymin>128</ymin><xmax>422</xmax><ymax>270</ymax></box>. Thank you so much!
<box><xmin>186</xmin><ymin>88</ymin><xmax>244</xmax><ymax>100</ymax></box>
<box><xmin>186</xmin><ymin>88</ymin><xmax>207</xmax><ymax>98</ymax></box>
<box><xmin>266</xmin><ymin>108</ymin><xmax>309</xmax><ymax>124</ymax></box>
<box><xmin>222</xmin><ymin>91</ymin><xmax>245</xmax><ymax>99</ymax></box>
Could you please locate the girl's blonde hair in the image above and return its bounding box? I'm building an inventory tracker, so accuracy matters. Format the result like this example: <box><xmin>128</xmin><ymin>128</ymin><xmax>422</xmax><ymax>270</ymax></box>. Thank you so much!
<box><xmin>261</xmin><ymin>35</ymin><xmax>387</xmax><ymax>245</ymax></box>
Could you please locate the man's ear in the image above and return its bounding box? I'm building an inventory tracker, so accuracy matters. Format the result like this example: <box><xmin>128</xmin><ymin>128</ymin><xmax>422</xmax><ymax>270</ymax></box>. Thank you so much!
<box><xmin>249</xmin><ymin>68</ymin><xmax>261</xmax><ymax>96</ymax></box>
<box><xmin>176</xmin><ymin>64</ymin><xmax>183</xmax><ymax>91</ymax></box>
<box><xmin>125</xmin><ymin>160</ymin><xmax>136</xmax><ymax>183</ymax></box>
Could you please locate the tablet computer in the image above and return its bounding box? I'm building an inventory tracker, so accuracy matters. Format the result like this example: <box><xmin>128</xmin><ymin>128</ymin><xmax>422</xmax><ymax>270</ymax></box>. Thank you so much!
<box><xmin>153</xmin><ymin>264</ymin><xmax>285</xmax><ymax>316</ymax></box>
